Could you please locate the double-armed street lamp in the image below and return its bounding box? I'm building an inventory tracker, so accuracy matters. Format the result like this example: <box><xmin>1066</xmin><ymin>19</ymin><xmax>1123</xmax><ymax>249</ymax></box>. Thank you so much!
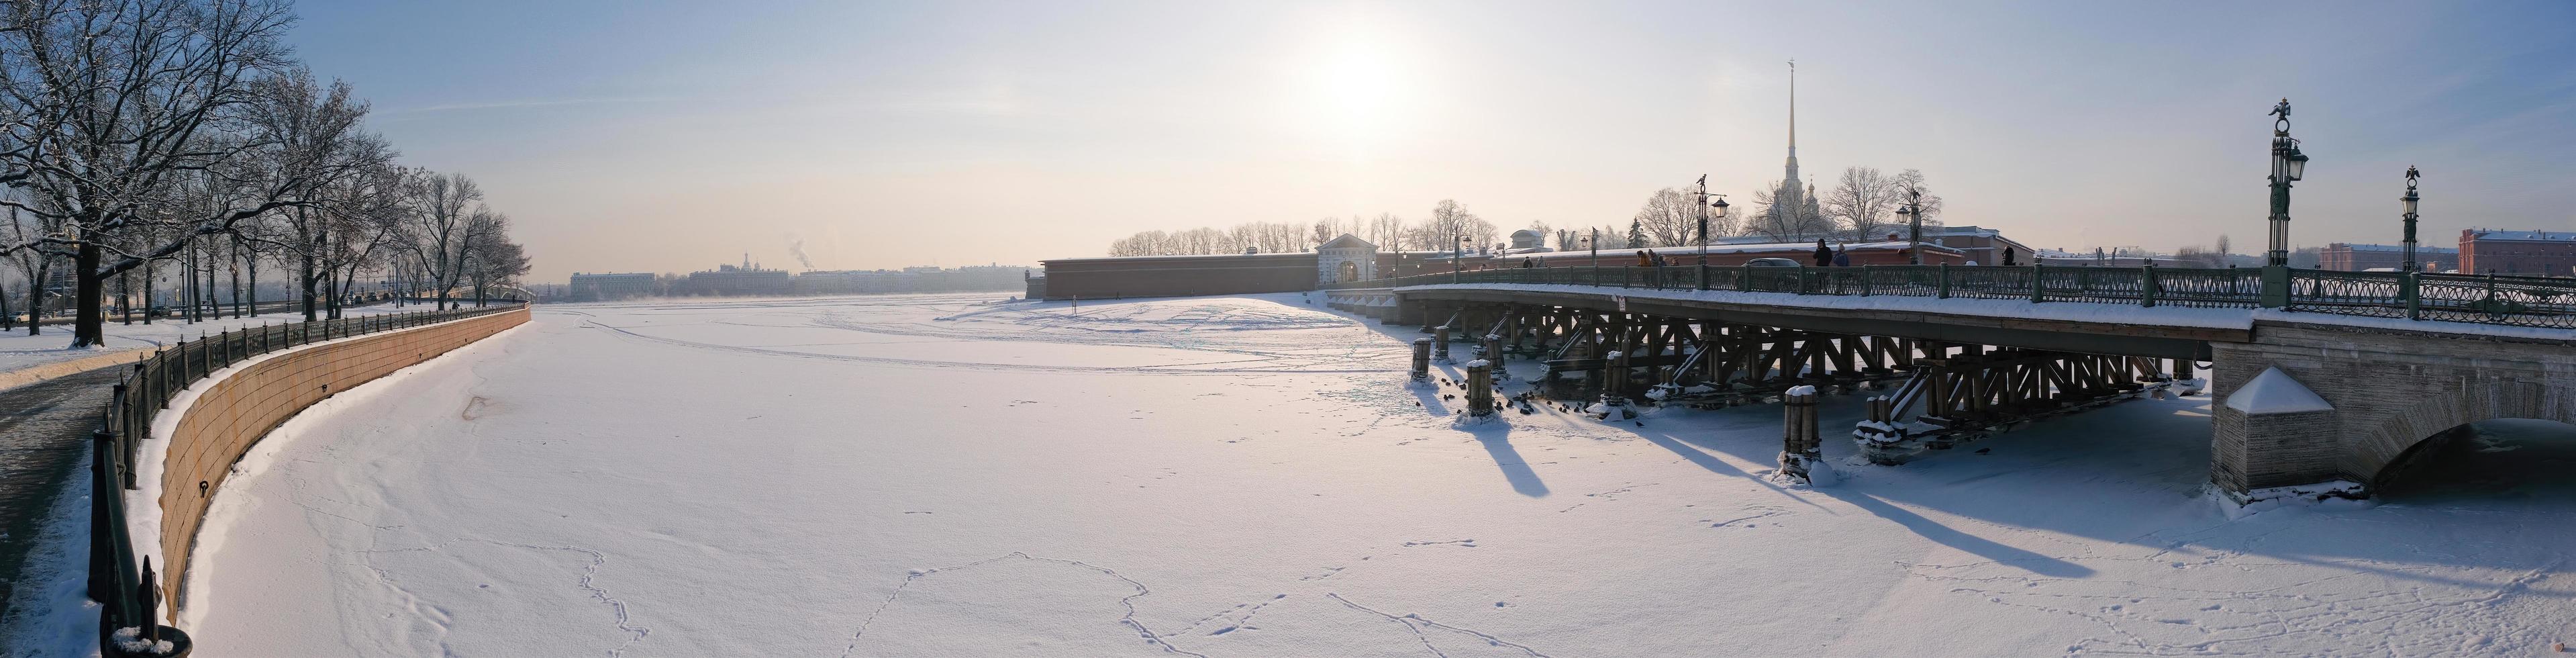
<box><xmin>2400</xmin><ymin>166</ymin><xmax>2422</xmax><ymax>273</ymax></box>
<box><xmin>2265</xmin><ymin>98</ymin><xmax>2310</xmax><ymax>267</ymax></box>
<box><xmin>2260</xmin><ymin>98</ymin><xmax>2310</xmax><ymax>308</ymax></box>
<box><xmin>1691</xmin><ymin>174</ymin><xmax>1730</xmax><ymax>289</ymax></box>
<box><xmin>1895</xmin><ymin>185</ymin><xmax>1925</xmax><ymax>265</ymax></box>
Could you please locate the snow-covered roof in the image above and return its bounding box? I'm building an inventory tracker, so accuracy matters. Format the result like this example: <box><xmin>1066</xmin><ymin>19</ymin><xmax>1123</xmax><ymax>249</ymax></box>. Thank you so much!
<box><xmin>2223</xmin><ymin>367</ymin><xmax>2334</xmax><ymax>415</ymax></box>
<box><xmin>2465</xmin><ymin>229</ymin><xmax>2576</xmax><ymax>242</ymax></box>
<box><xmin>2332</xmin><ymin>243</ymin><xmax>2459</xmax><ymax>254</ymax></box>
<box><xmin>1318</xmin><ymin>234</ymin><xmax>1377</xmax><ymax>250</ymax></box>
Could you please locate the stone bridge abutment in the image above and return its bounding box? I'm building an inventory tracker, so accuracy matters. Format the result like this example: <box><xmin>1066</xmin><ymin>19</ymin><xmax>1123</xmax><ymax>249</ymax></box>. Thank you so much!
<box><xmin>2209</xmin><ymin>322</ymin><xmax>2576</xmax><ymax>497</ymax></box>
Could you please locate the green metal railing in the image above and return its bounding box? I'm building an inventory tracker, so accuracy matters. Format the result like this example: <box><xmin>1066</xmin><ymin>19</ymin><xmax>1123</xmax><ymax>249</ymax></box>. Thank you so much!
<box><xmin>1322</xmin><ymin>265</ymin><xmax>2575</xmax><ymax>330</ymax></box>
<box><xmin>85</xmin><ymin>303</ymin><xmax>526</xmax><ymax>649</ymax></box>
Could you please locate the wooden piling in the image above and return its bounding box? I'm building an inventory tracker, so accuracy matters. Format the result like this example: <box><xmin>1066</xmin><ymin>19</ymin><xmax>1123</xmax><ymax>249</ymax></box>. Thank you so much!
<box><xmin>1467</xmin><ymin>361</ymin><xmax>1497</xmax><ymax>417</ymax></box>
<box><xmin>1779</xmin><ymin>385</ymin><xmax>1822</xmax><ymax>483</ymax></box>
<box><xmin>1434</xmin><ymin>326</ymin><xmax>1451</xmax><ymax>362</ymax></box>
<box><xmin>1411</xmin><ymin>338</ymin><xmax>1432</xmax><ymax>381</ymax></box>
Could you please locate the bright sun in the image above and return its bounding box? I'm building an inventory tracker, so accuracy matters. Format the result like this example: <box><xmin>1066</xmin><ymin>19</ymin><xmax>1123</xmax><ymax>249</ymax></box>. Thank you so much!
<box><xmin>1303</xmin><ymin>30</ymin><xmax>1416</xmax><ymax>156</ymax></box>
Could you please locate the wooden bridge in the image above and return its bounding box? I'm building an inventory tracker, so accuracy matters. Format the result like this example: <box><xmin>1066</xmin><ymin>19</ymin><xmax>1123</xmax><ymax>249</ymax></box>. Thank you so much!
<box><xmin>1325</xmin><ymin>265</ymin><xmax>2576</xmax><ymax>502</ymax></box>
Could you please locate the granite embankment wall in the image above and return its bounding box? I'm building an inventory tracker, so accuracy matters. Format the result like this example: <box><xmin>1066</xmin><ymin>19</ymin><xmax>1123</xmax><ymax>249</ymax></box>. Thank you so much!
<box><xmin>155</xmin><ymin>306</ymin><xmax>528</xmax><ymax>602</ymax></box>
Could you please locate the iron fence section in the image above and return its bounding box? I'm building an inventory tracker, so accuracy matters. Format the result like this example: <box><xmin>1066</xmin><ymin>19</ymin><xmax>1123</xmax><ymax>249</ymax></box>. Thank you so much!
<box><xmin>1320</xmin><ymin>265</ymin><xmax>2573</xmax><ymax>329</ymax></box>
<box><xmin>85</xmin><ymin>303</ymin><xmax>525</xmax><ymax>646</ymax></box>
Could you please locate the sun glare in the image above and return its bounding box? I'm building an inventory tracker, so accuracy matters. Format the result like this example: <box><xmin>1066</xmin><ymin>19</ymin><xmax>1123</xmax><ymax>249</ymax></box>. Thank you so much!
<box><xmin>1301</xmin><ymin>29</ymin><xmax>1418</xmax><ymax>159</ymax></box>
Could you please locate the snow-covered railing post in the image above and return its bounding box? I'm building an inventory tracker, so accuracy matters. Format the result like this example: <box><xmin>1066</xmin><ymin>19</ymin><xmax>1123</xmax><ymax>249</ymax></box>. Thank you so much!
<box><xmin>1434</xmin><ymin>325</ymin><xmax>1451</xmax><ymax>363</ymax></box>
<box><xmin>1465</xmin><ymin>360</ymin><xmax>1497</xmax><ymax>417</ymax></box>
<box><xmin>1779</xmin><ymin>385</ymin><xmax>1823</xmax><ymax>484</ymax></box>
<box><xmin>1411</xmin><ymin>338</ymin><xmax>1432</xmax><ymax>382</ymax></box>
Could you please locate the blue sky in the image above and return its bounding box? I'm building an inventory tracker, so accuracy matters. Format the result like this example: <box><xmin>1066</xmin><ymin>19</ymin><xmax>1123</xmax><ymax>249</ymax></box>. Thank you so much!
<box><xmin>287</xmin><ymin>1</ymin><xmax>2576</xmax><ymax>281</ymax></box>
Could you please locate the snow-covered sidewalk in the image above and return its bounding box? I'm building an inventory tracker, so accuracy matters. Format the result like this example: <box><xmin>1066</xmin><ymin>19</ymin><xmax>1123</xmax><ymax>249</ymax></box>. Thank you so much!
<box><xmin>179</xmin><ymin>293</ymin><xmax>2576</xmax><ymax>655</ymax></box>
<box><xmin>0</xmin><ymin>304</ymin><xmax>415</xmax><ymax>382</ymax></box>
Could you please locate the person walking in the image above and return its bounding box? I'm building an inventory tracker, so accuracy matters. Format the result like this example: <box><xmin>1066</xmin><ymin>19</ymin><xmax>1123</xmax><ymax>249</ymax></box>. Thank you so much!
<box><xmin>1812</xmin><ymin>240</ymin><xmax>1832</xmax><ymax>267</ymax></box>
<box><xmin>2001</xmin><ymin>246</ymin><xmax>2019</xmax><ymax>267</ymax></box>
<box><xmin>1832</xmin><ymin>248</ymin><xmax>1851</xmax><ymax>267</ymax></box>
<box><xmin>1635</xmin><ymin>250</ymin><xmax>1651</xmax><ymax>267</ymax></box>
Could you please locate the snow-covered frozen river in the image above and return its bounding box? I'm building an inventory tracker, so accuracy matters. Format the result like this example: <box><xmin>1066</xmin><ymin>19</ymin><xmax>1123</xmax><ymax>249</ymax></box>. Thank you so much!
<box><xmin>188</xmin><ymin>293</ymin><xmax>2576</xmax><ymax>656</ymax></box>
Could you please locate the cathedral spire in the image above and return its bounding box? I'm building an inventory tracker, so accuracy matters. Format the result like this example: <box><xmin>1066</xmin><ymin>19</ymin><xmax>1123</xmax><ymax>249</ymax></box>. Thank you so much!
<box><xmin>1784</xmin><ymin>59</ymin><xmax>1799</xmax><ymax>184</ymax></box>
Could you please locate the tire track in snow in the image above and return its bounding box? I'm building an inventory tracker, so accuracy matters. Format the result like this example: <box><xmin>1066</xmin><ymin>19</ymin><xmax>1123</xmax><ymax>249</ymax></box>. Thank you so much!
<box><xmin>1324</xmin><ymin>592</ymin><xmax>1550</xmax><ymax>658</ymax></box>
<box><xmin>590</xmin><ymin>322</ymin><xmax>1394</xmax><ymax>376</ymax></box>
<box><xmin>362</xmin><ymin>538</ymin><xmax>650</xmax><ymax>657</ymax></box>
<box><xmin>839</xmin><ymin>551</ymin><xmax>1206</xmax><ymax>658</ymax></box>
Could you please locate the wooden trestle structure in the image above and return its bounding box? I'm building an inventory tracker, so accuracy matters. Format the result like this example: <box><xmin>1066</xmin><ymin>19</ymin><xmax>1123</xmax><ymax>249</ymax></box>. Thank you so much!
<box><xmin>1426</xmin><ymin>302</ymin><xmax>2191</xmax><ymax>460</ymax></box>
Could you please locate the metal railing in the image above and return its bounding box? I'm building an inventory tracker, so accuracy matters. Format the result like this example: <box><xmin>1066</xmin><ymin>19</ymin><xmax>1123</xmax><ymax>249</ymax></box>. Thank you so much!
<box><xmin>1322</xmin><ymin>265</ymin><xmax>2575</xmax><ymax>330</ymax></box>
<box><xmin>85</xmin><ymin>303</ymin><xmax>526</xmax><ymax>647</ymax></box>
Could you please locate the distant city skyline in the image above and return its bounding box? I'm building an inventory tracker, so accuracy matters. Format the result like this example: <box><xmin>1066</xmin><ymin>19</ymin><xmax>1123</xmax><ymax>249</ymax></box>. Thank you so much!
<box><xmin>285</xmin><ymin>1</ymin><xmax>2576</xmax><ymax>283</ymax></box>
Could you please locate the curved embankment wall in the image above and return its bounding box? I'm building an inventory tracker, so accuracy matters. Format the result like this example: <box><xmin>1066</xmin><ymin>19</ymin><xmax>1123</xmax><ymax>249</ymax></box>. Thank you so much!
<box><xmin>153</xmin><ymin>306</ymin><xmax>528</xmax><ymax>602</ymax></box>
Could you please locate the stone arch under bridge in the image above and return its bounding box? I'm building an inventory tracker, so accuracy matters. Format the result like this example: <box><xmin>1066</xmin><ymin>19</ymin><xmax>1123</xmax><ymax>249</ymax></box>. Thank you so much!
<box><xmin>2351</xmin><ymin>381</ymin><xmax>2575</xmax><ymax>489</ymax></box>
<box><xmin>2210</xmin><ymin>321</ymin><xmax>2576</xmax><ymax>497</ymax></box>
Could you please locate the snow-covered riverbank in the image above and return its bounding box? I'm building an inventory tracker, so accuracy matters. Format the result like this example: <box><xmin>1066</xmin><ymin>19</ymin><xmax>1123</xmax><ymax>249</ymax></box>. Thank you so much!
<box><xmin>185</xmin><ymin>293</ymin><xmax>2576</xmax><ymax>656</ymax></box>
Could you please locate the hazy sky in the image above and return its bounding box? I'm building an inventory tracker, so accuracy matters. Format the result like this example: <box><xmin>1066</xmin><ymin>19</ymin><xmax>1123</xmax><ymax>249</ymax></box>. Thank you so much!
<box><xmin>288</xmin><ymin>1</ymin><xmax>2576</xmax><ymax>282</ymax></box>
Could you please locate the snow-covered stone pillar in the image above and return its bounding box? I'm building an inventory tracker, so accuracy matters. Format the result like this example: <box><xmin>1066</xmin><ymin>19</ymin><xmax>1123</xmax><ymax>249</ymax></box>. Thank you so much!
<box><xmin>2210</xmin><ymin>366</ymin><xmax>2340</xmax><ymax>499</ymax></box>
<box><xmin>1466</xmin><ymin>361</ymin><xmax>1497</xmax><ymax>417</ymax></box>
<box><xmin>1411</xmin><ymin>338</ymin><xmax>1432</xmax><ymax>382</ymax></box>
<box><xmin>1434</xmin><ymin>326</ymin><xmax>1451</xmax><ymax>363</ymax></box>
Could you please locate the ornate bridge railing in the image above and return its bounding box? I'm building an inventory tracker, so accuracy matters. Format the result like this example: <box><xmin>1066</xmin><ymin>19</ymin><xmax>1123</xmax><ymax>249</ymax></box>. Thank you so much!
<box><xmin>1322</xmin><ymin>265</ymin><xmax>2575</xmax><ymax>330</ymax></box>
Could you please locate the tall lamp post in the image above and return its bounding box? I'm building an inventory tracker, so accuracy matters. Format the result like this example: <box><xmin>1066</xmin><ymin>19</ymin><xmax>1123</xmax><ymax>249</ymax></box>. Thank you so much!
<box><xmin>1452</xmin><ymin>234</ymin><xmax>1465</xmax><ymax>283</ymax></box>
<box><xmin>1896</xmin><ymin>185</ymin><xmax>1924</xmax><ymax>265</ymax></box>
<box><xmin>2261</xmin><ymin>98</ymin><xmax>2310</xmax><ymax>307</ymax></box>
<box><xmin>1690</xmin><ymin>175</ymin><xmax>1728</xmax><ymax>289</ymax></box>
<box><xmin>2399</xmin><ymin>166</ymin><xmax>2421</xmax><ymax>273</ymax></box>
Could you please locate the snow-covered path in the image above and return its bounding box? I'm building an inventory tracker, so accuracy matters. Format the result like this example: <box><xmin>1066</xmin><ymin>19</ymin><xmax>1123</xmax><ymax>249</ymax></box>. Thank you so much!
<box><xmin>187</xmin><ymin>293</ymin><xmax>2576</xmax><ymax>656</ymax></box>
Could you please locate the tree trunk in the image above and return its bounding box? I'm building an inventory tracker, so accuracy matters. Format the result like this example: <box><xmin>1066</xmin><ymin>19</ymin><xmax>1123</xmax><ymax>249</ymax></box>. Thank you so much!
<box><xmin>73</xmin><ymin>240</ymin><xmax>103</xmax><ymax>347</ymax></box>
<box><xmin>119</xmin><ymin>270</ymin><xmax>132</xmax><ymax>325</ymax></box>
<box><xmin>246</xmin><ymin>248</ymin><xmax>258</xmax><ymax>317</ymax></box>
<box><xmin>21</xmin><ymin>261</ymin><xmax>40</xmax><ymax>335</ymax></box>
<box><xmin>142</xmin><ymin>257</ymin><xmax>154</xmax><ymax>324</ymax></box>
<box><xmin>229</xmin><ymin>236</ymin><xmax>243</xmax><ymax>319</ymax></box>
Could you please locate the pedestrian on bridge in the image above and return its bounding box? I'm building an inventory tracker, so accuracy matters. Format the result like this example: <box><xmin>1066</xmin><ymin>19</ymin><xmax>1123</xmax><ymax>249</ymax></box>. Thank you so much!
<box><xmin>1832</xmin><ymin>248</ymin><xmax>1851</xmax><ymax>267</ymax></box>
<box><xmin>1813</xmin><ymin>240</ymin><xmax>1832</xmax><ymax>267</ymax></box>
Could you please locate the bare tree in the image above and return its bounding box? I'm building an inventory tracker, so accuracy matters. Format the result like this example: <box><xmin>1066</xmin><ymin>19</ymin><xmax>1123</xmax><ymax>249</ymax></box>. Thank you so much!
<box><xmin>1823</xmin><ymin>167</ymin><xmax>1903</xmax><ymax>242</ymax></box>
<box><xmin>1890</xmin><ymin>169</ymin><xmax>1946</xmax><ymax>228</ymax></box>
<box><xmin>1632</xmin><ymin>188</ymin><xmax>1695</xmax><ymax>247</ymax></box>
<box><xmin>0</xmin><ymin>0</ymin><xmax>310</xmax><ymax>346</ymax></box>
<box><xmin>1738</xmin><ymin>185</ymin><xmax>1834</xmax><ymax>242</ymax></box>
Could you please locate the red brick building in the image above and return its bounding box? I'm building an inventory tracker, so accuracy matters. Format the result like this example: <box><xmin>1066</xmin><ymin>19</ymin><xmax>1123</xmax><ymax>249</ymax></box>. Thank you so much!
<box><xmin>2459</xmin><ymin>229</ymin><xmax>2576</xmax><ymax>276</ymax></box>
<box><xmin>2319</xmin><ymin>243</ymin><xmax>2460</xmax><ymax>273</ymax></box>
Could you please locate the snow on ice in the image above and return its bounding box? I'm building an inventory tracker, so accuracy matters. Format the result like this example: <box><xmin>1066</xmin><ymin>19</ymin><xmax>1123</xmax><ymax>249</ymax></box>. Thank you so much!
<box><xmin>170</xmin><ymin>293</ymin><xmax>2576</xmax><ymax>656</ymax></box>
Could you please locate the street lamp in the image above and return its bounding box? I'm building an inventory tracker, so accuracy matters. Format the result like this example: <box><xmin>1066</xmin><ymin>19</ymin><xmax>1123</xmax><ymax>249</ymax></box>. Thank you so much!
<box><xmin>2400</xmin><ymin>165</ymin><xmax>2421</xmax><ymax>273</ymax></box>
<box><xmin>2265</xmin><ymin>97</ymin><xmax>2308</xmax><ymax>268</ymax></box>
<box><xmin>1452</xmin><ymin>234</ymin><xmax>1465</xmax><ymax>283</ymax></box>
<box><xmin>1896</xmin><ymin>186</ymin><xmax>1924</xmax><ymax>265</ymax></box>
<box><xmin>1690</xmin><ymin>174</ymin><xmax>1728</xmax><ymax>289</ymax></box>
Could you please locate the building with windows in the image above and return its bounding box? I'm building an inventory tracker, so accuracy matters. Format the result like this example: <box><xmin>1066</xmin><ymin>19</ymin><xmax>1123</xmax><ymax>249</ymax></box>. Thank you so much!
<box><xmin>2459</xmin><ymin>228</ymin><xmax>2576</xmax><ymax>276</ymax></box>
<box><xmin>567</xmin><ymin>272</ymin><xmax>656</xmax><ymax>301</ymax></box>
<box><xmin>1316</xmin><ymin>234</ymin><xmax>1379</xmax><ymax>284</ymax></box>
<box><xmin>679</xmin><ymin>258</ymin><xmax>792</xmax><ymax>296</ymax></box>
<box><xmin>1922</xmin><ymin>226</ymin><xmax>2034</xmax><ymax>267</ymax></box>
<box><xmin>2319</xmin><ymin>243</ymin><xmax>2459</xmax><ymax>273</ymax></box>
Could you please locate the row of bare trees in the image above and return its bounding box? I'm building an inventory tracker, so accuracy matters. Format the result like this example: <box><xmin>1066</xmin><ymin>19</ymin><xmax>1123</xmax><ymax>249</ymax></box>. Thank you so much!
<box><xmin>0</xmin><ymin>0</ymin><xmax>529</xmax><ymax>346</ymax></box>
<box><xmin>1628</xmin><ymin>167</ymin><xmax>1948</xmax><ymax>248</ymax></box>
<box><xmin>1108</xmin><ymin>199</ymin><xmax>1505</xmax><ymax>257</ymax></box>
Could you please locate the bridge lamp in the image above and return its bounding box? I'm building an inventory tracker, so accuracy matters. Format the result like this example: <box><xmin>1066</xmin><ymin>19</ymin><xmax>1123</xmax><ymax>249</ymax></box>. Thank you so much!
<box><xmin>2400</xmin><ymin>166</ymin><xmax>2421</xmax><ymax>273</ymax></box>
<box><xmin>2263</xmin><ymin>98</ymin><xmax>2308</xmax><ymax>268</ymax></box>
<box><xmin>1895</xmin><ymin>203</ymin><xmax>1918</xmax><ymax>265</ymax></box>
